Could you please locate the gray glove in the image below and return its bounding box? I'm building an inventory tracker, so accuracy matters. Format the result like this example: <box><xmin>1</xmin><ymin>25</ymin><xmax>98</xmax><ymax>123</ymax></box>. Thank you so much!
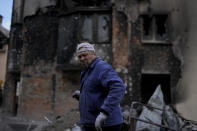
<box><xmin>72</xmin><ymin>90</ymin><xmax>80</xmax><ymax>100</ymax></box>
<box><xmin>95</xmin><ymin>112</ymin><xmax>107</xmax><ymax>131</ymax></box>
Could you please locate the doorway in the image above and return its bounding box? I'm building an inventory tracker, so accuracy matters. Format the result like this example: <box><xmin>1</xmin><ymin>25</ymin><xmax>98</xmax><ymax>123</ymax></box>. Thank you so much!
<box><xmin>141</xmin><ymin>74</ymin><xmax>171</xmax><ymax>104</ymax></box>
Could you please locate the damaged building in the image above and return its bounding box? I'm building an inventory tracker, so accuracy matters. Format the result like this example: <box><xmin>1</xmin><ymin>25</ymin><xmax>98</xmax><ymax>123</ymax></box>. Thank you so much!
<box><xmin>2</xmin><ymin>0</ymin><xmax>197</xmax><ymax>129</ymax></box>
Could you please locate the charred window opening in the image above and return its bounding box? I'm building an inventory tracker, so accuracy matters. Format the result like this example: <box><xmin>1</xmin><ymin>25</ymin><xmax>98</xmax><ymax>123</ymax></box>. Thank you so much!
<box><xmin>79</xmin><ymin>13</ymin><xmax>111</xmax><ymax>44</ymax></box>
<box><xmin>155</xmin><ymin>15</ymin><xmax>168</xmax><ymax>40</ymax></box>
<box><xmin>141</xmin><ymin>74</ymin><xmax>171</xmax><ymax>104</ymax></box>
<box><xmin>141</xmin><ymin>14</ymin><xmax>169</xmax><ymax>43</ymax></box>
<box><xmin>142</xmin><ymin>15</ymin><xmax>152</xmax><ymax>36</ymax></box>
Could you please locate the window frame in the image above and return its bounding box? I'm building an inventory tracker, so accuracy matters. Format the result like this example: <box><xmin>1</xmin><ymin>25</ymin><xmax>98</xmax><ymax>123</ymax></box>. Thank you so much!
<box><xmin>76</xmin><ymin>7</ymin><xmax>112</xmax><ymax>44</ymax></box>
<box><xmin>140</xmin><ymin>13</ymin><xmax>170</xmax><ymax>44</ymax></box>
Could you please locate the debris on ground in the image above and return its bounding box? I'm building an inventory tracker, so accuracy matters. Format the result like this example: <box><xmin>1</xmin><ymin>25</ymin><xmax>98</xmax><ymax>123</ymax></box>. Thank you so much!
<box><xmin>125</xmin><ymin>85</ymin><xmax>197</xmax><ymax>131</ymax></box>
<box><xmin>41</xmin><ymin>108</ymin><xmax>80</xmax><ymax>131</ymax></box>
<box><xmin>1</xmin><ymin>85</ymin><xmax>197</xmax><ymax>131</ymax></box>
<box><xmin>0</xmin><ymin>116</ymin><xmax>48</xmax><ymax>131</ymax></box>
<box><xmin>135</xmin><ymin>85</ymin><xmax>165</xmax><ymax>131</ymax></box>
<box><xmin>0</xmin><ymin>108</ymin><xmax>80</xmax><ymax>131</ymax></box>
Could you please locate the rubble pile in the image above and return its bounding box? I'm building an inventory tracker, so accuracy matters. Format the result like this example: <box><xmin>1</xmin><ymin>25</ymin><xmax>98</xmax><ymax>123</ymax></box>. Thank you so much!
<box><xmin>1</xmin><ymin>85</ymin><xmax>197</xmax><ymax>131</ymax></box>
<box><xmin>0</xmin><ymin>108</ymin><xmax>80</xmax><ymax>131</ymax></box>
<box><xmin>122</xmin><ymin>85</ymin><xmax>197</xmax><ymax>131</ymax></box>
<box><xmin>41</xmin><ymin>109</ymin><xmax>81</xmax><ymax>131</ymax></box>
<box><xmin>0</xmin><ymin>116</ymin><xmax>48</xmax><ymax>131</ymax></box>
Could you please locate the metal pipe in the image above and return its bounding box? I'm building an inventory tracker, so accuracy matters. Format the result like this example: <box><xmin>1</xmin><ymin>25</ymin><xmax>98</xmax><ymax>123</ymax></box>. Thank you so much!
<box><xmin>130</xmin><ymin>116</ymin><xmax>177</xmax><ymax>131</ymax></box>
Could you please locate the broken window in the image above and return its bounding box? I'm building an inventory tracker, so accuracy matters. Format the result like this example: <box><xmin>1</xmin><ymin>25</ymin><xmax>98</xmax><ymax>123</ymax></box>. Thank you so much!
<box><xmin>98</xmin><ymin>14</ymin><xmax>111</xmax><ymax>43</ymax></box>
<box><xmin>141</xmin><ymin>74</ymin><xmax>171</xmax><ymax>104</ymax></box>
<box><xmin>81</xmin><ymin>15</ymin><xmax>93</xmax><ymax>41</ymax></box>
<box><xmin>79</xmin><ymin>12</ymin><xmax>111</xmax><ymax>44</ymax></box>
<box><xmin>140</xmin><ymin>14</ymin><xmax>169</xmax><ymax>43</ymax></box>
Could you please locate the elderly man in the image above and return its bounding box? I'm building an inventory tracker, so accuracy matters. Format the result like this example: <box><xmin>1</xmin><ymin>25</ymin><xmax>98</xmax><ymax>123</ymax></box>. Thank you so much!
<box><xmin>73</xmin><ymin>42</ymin><xmax>126</xmax><ymax>131</ymax></box>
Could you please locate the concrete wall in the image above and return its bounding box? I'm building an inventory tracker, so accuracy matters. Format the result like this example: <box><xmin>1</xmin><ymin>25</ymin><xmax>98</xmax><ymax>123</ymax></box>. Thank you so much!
<box><xmin>16</xmin><ymin>13</ymin><xmax>80</xmax><ymax>119</ymax></box>
<box><xmin>112</xmin><ymin>0</ymin><xmax>181</xmax><ymax>104</ymax></box>
<box><xmin>174</xmin><ymin>0</ymin><xmax>197</xmax><ymax>121</ymax></box>
<box><xmin>23</xmin><ymin>0</ymin><xmax>56</xmax><ymax>17</ymax></box>
<box><xmin>0</xmin><ymin>44</ymin><xmax>8</xmax><ymax>87</ymax></box>
<box><xmin>17</xmin><ymin>63</ymin><xmax>80</xmax><ymax>119</ymax></box>
<box><xmin>12</xmin><ymin>0</ymin><xmax>24</xmax><ymax>23</ymax></box>
<box><xmin>149</xmin><ymin>0</ymin><xmax>197</xmax><ymax>121</ymax></box>
<box><xmin>12</xmin><ymin>0</ymin><xmax>56</xmax><ymax>23</ymax></box>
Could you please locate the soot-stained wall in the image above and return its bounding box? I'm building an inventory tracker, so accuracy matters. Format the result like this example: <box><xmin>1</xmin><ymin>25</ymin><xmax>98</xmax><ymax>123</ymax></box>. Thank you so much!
<box><xmin>23</xmin><ymin>13</ymin><xmax>58</xmax><ymax>66</ymax></box>
<box><xmin>17</xmin><ymin>11</ymin><xmax>82</xmax><ymax>119</ymax></box>
<box><xmin>112</xmin><ymin>0</ymin><xmax>182</xmax><ymax>106</ymax></box>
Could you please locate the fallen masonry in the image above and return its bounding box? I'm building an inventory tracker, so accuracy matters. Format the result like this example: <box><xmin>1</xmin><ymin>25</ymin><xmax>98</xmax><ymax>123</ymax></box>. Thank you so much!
<box><xmin>0</xmin><ymin>116</ymin><xmax>48</xmax><ymax>131</ymax></box>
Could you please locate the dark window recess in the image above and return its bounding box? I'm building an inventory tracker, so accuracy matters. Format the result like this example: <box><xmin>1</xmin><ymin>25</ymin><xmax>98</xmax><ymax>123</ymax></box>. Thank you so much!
<box><xmin>0</xmin><ymin>44</ymin><xmax>3</xmax><ymax>49</ymax></box>
<box><xmin>155</xmin><ymin>15</ymin><xmax>168</xmax><ymax>40</ymax></box>
<box><xmin>142</xmin><ymin>15</ymin><xmax>152</xmax><ymax>38</ymax></box>
<box><xmin>79</xmin><ymin>13</ymin><xmax>111</xmax><ymax>44</ymax></box>
<box><xmin>141</xmin><ymin>74</ymin><xmax>171</xmax><ymax>104</ymax></box>
<box><xmin>141</xmin><ymin>14</ymin><xmax>169</xmax><ymax>43</ymax></box>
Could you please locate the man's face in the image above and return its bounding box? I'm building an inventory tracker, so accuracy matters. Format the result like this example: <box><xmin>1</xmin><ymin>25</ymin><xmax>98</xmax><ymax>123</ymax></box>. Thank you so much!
<box><xmin>77</xmin><ymin>50</ymin><xmax>96</xmax><ymax>68</ymax></box>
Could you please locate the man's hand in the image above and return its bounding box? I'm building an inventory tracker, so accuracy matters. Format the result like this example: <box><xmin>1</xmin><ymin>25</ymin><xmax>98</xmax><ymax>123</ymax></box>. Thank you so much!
<box><xmin>72</xmin><ymin>90</ymin><xmax>80</xmax><ymax>100</ymax></box>
<box><xmin>95</xmin><ymin>112</ymin><xmax>107</xmax><ymax>131</ymax></box>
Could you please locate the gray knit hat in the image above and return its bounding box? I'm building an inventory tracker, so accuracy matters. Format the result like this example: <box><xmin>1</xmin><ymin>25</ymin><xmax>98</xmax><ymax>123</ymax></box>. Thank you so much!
<box><xmin>77</xmin><ymin>42</ymin><xmax>95</xmax><ymax>53</ymax></box>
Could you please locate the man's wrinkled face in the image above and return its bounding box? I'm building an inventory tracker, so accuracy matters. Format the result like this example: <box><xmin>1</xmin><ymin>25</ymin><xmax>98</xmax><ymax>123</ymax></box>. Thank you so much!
<box><xmin>77</xmin><ymin>50</ymin><xmax>96</xmax><ymax>68</ymax></box>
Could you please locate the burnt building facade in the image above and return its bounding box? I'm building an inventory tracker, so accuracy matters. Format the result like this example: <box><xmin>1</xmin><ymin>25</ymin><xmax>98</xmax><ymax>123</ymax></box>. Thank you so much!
<box><xmin>3</xmin><ymin>0</ymin><xmax>197</xmax><ymax>122</ymax></box>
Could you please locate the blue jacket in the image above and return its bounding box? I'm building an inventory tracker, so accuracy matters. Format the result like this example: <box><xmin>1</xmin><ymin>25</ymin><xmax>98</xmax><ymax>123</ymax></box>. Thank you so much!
<box><xmin>79</xmin><ymin>58</ymin><xmax>126</xmax><ymax>126</ymax></box>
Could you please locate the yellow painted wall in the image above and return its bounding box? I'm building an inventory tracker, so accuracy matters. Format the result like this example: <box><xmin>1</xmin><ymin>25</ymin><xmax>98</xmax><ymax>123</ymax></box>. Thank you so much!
<box><xmin>0</xmin><ymin>44</ymin><xmax>8</xmax><ymax>88</ymax></box>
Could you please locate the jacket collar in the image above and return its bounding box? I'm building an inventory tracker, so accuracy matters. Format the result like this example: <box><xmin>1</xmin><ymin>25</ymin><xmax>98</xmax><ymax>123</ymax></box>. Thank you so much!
<box><xmin>80</xmin><ymin>57</ymin><xmax>101</xmax><ymax>89</ymax></box>
<box><xmin>89</xmin><ymin>57</ymin><xmax>101</xmax><ymax>69</ymax></box>
<box><xmin>81</xmin><ymin>57</ymin><xmax>101</xmax><ymax>73</ymax></box>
